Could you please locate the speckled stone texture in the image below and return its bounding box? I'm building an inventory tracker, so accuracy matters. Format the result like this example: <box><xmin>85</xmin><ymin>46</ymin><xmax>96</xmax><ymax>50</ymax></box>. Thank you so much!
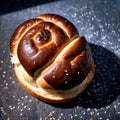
<box><xmin>0</xmin><ymin>0</ymin><xmax>120</xmax><ymax>120</ymax></box>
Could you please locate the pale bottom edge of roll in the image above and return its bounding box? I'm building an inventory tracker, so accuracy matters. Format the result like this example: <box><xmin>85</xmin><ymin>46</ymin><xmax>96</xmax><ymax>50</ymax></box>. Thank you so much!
<box><xmin>14</xmin><ymin>62</ymin><xmax>95</xmax><ymax>103</ymax></box>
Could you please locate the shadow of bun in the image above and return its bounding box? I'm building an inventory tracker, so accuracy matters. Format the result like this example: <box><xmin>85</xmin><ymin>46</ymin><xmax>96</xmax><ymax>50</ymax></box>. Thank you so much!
<box><xmin>51</xmin><ymin>44</ymin><xmax>120</xmax><ymax>108</ymax></box>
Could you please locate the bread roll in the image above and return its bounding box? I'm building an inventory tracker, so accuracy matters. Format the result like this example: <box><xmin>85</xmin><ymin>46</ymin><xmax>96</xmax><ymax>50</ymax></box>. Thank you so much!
<box><xmin>10</xmin><ymin>13</ymin><xmax>95</xmax><ymax>103</ymax></box>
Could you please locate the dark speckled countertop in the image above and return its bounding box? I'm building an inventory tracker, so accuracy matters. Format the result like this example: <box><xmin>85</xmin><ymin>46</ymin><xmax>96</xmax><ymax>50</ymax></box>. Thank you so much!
<box><xmin>0</xmin><ymin>0</ymin><xmax>120</xmax><ymax>119</ymax></box>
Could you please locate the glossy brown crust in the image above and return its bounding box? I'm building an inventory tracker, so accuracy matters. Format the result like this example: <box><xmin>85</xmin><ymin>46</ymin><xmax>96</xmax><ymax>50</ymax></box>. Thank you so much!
<box><xmin>10</xmin><ymin>19</ymin><xmax>43</xmax><ymax>55</ymax></box>
<box><xmin>39</xmin><ymin>37</ymin><xmax>93</xmax><ymax>89</ymax></box>
<box><xmin>10</xmin><ymin>13</ymin><xmax>95</xmax><ymax>98</ymax></box>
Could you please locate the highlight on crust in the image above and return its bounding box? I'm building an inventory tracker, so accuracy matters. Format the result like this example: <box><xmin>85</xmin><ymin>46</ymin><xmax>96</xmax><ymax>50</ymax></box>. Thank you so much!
<box><xmin>10</xmin><ymin>13</ymin><xmax>95</xmax><ymax>103</ymax></box>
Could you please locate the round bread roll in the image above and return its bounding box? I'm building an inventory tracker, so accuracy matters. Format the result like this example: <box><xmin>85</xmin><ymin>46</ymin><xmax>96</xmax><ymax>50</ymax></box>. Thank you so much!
<box><xmin>10</xmin><ymin>13</ymin><xmax>95</xmax><ymax>103</ymax></box>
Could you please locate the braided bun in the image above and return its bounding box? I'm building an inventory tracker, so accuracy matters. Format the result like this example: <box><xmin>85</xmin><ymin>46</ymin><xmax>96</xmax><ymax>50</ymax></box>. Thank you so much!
<box><xmin>10</xmin><ymin>13</ymin><xmax>95</xmax><ymax>103</ymax></box>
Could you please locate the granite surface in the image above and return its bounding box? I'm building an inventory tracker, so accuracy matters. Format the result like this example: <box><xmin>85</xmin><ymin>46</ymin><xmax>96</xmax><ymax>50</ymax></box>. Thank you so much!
<box><xmin>0</xmin><ymin>0</ymin><xmax>120</xmax><ymax>119</ymax></box>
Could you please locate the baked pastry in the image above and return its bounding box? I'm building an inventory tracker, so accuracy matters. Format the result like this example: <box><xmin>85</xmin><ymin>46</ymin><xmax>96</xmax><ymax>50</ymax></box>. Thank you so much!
<box><xmin>10</xmin><ymin>13</ymin><xmax>95</xmax><ymax>103</ymax></box>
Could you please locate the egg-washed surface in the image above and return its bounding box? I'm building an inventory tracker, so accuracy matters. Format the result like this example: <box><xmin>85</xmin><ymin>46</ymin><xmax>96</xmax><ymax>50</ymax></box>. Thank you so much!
<box><xmin>0</xmin><ymin>0</ymin><xmax>120</xmax><ymax>119</ymax></box>
<box><xmin>10</xmin><ymin>14</ymin><xmax>94</xmax><ymax>90</ymax></box>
